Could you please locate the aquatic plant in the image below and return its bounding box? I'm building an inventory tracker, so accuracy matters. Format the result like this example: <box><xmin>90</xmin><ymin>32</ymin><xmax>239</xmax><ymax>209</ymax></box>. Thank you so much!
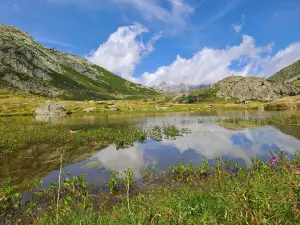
<box><xmin>218</xmin><ymin>115</ymin><xmax>300</xmax><ymax>126</ymax></box>
<box><xmin>0</xmin><ymin>120</ymin><xmax>188</xmax><ymax>154</ymax></box>
<box><xmin>108</xmin><ymin>170</ymin><xmax>122</xmax><ymax>194</ymax></box>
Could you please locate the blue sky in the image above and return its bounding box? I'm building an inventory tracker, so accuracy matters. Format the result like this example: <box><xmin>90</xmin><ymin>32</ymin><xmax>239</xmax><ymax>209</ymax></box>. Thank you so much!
<box><xmin>1</xmin><ymin>0</ymin><xmax>300</xmax><ymax>85</ymax></box>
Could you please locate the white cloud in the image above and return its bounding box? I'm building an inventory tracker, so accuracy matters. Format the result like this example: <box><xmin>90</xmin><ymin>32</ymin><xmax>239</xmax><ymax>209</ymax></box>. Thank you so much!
<box><xmin>87</xmin><ymin>24</ymin><xmax>161</xmax><ymax>80</ymax></box>
<box><xmin>141</xmin><ymin>35</ymin><xmax>267</xmax><ymax>86</ymax></box>
<box><xmin>140</xmin><ymin>35</ymin><xmax>300</xmax><ymax>86</ymax></box>
<box><xmin>232</xmin><ymin>15</ymin><xmax>245</xmax><ymax>33</ymax></box>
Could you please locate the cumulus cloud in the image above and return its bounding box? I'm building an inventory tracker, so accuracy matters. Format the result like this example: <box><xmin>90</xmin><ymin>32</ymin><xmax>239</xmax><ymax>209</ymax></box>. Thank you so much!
<box><xmin>87</xmin><ymin>24</ymin><xmax>161</xmax><ymax>80</ymax></box>
<box><xmin>141</xmin><ymin>35</ymin><xmax>266</xmax><ymax>86</ymax></box>
<box><xmin>140</xmin><ymin>35</ymin><xmax>300</xmax><ymax>86</ymax></box>
<box><xmin>87</xmin><ymin>25</ymin><xmax>300</xmax><ymax>86</ymax></box>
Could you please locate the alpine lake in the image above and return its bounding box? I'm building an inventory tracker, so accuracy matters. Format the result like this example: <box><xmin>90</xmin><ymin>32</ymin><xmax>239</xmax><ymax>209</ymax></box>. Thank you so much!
<box><xmin>1</xmin><ymin>109</ymin><xmax>299</xmax><ymax>192</ymax></box>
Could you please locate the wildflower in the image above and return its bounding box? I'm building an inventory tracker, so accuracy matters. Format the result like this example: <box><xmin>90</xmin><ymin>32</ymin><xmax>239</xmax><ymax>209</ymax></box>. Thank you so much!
<box><xmin>270</xmin><ymin>155</ymin><xmax>278</xmax><ymax>164</ymax></box>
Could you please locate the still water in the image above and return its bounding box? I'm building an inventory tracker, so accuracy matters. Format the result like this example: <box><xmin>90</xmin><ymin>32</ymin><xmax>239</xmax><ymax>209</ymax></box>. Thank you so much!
<box><xmin>1</xmin><ymin>110</ymin><xmax>300</xmax><ymax>190</ymax></box>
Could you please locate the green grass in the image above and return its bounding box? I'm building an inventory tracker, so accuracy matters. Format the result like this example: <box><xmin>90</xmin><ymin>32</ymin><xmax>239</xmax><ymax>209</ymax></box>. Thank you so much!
<box><xmin>48</xmin><ymin>69</ymin><xmax>114</xmax><ymax>100</ymax></box>
<box><xmin>63</xmin><ymin>67</ymin><xmax>108</xmax><ymax>93</ymax></box>
<box><xmin>1</xmin><ymin>153</ymin><xmax>299</xmax><ymax>224</ymax></box>
<box><xmin>92</xmin><ymin>65</ymin><xmax>158</xmax><ymax>96</ymax></box>
<box><xmin>177</xmin><ymin>84</ymin><xmax>223</xmax><ymax>103</ymax></box>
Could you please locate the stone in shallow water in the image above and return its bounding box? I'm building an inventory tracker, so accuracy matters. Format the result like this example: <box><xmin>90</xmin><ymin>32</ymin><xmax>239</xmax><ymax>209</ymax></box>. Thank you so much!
<box><xmin>109</xmin><ymin>105</ymin><xmax>118</xmax><ymax>110</ymax></box>
<box><xmin>35</xmin><ymin>101</ymin><xmax>66</xmax><ymax>115</ymax></box>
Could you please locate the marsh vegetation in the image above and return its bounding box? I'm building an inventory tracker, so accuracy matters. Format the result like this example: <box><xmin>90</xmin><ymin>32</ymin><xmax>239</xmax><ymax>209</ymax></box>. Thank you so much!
<box><xmin>1</xmin><ymin>153</ymin><xmax>299</xmax><ymax>224</ymax></box>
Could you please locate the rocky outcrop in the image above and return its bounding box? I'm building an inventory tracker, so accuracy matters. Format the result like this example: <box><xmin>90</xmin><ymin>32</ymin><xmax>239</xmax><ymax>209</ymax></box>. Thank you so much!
<box><xmin>1</xmin><ymin>73</ymin><xmax>60</xmax><ymax>97</ymax></box>
<box><xmin>35</xmin><ymin>101</ymin><xmax>66</xmax><ymax>115</ymax></box>
<box><xmin>215</xmin><ymin>76</ymin><xmax>300</xmax><ymax>101</ymax></box>
<box><xmin>176</xmin><ymin>76</ymin><xmax>300</xmax><ymax>103</ymax></box>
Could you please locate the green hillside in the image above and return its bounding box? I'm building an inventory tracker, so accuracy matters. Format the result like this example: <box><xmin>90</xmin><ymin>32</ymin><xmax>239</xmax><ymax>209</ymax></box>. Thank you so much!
<box><xmin>0</xmin><ymin>25</ymin><xmax>159</xmax><ymax>100</ymax></box>
<box><xmin>269</xmin><ymin>59</ymin><xmax>300</xmax><ymax>86</ymax></box>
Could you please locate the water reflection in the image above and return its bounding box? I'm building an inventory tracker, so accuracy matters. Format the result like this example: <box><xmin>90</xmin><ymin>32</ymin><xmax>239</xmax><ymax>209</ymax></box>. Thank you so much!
<box><xmin>42</xmin><ymin>123</ymin><xmax>300</xmax><ymax>187</ymax></box>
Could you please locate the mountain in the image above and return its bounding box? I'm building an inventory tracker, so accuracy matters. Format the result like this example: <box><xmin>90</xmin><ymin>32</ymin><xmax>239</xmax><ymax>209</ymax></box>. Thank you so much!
<box><xmin>152</xmin><ymin>82</ymin><xmax>208</xmax><ymax>94</ymax></box>
<box><xmin>175</xmin><ymin>76</ymin><xmax>300</xmax><ymax>103</ymax></box>
<box><xmin>0</xmin><ymin>25</ymin><xmax>158</xmax><ymax>100</ymax></box>
<box><xmin>269</xmin><ymin>59</ymin><xmax>300</xmax><ymax>86</ymax></box>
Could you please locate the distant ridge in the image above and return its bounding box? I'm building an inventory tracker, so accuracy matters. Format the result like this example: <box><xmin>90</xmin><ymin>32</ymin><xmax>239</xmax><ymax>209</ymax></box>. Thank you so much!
<box><xmin>152</xmin><ymin>82</ymin><xmax>209</xmax><ymax>94</ymax></box>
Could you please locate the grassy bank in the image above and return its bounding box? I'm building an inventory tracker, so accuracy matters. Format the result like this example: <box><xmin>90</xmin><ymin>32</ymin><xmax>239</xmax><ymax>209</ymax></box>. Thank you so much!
<box><xmin>0</xmin><ymin>89</ymin><xmax>282</xmax><ymax>117</ymax></box>
<box><xmin>1</xmin><ymin>153</ymin><xmax>299</xmax><ymax>224</ymax></box>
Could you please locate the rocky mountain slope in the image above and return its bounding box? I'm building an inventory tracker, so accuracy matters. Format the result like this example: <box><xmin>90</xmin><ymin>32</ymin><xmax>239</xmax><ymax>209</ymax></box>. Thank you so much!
<box><xmin>0</xmin><ymin>25</ymin><xmax>158</xmax><ymax>100</ymax></box>
<box><xmin>176</xmin><ymin>76</ymin><xmax>300</xmax><ymax>102</ymax></box>
<box><xmin>269</xmin><ymin>59</ymin><xmax>300</xmax><ymax>86</ymax></box>
<box><xmin>152</xmin><ymin>82</ymin><xmax>208</xmax><ymax>94</ymax></box>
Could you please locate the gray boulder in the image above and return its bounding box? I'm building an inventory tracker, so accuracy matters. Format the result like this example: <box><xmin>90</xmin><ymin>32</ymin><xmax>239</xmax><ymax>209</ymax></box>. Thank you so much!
<box><xmin>35</xmin><ymin>101</ymin><xmax>66</xmax><ymax>115</ymax></box>
<box><xmin>109</xmin><ymin>105</ymin><xmax>119</xmax><ymax>111</ymax></box>
<box><xmin>215</xmin><ymin>76</ymin><xmax>300</xmax><ymax>101</ymax></box>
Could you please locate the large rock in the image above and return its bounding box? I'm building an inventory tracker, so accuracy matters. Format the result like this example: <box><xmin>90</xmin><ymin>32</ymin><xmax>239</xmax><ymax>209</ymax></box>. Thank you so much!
<box><xmin>175</xmin><ymin>76</ymin><xmax>300</xmax><ymax>103</ymax></box>
<box><xmin>215</xmin><ymin>76</ymin><xmax>300</xmax><ymax>101</ymax></box>
<box><xmin>35</xmin><ymin>101</ymin><xmax>66</xmax><ymax>115</ymax></box>
<box><xmin>109</xmin><ymin>105</ymin><xmax>119</xmax><ymax>111</ymax></box>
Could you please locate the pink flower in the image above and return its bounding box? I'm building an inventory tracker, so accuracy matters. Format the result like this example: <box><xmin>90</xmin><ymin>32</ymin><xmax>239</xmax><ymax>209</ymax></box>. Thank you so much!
<box><xmin>270</xmin><ymin>155</ymin><xmax>278</xmax><ymax>165</ymax></box>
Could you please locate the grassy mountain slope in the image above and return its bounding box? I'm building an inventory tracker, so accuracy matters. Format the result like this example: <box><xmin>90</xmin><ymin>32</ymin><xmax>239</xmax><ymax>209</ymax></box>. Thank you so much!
<box><xmin>0</xmin><ymin>25</ymin><xmax>158</xmax><ymax>100</ymax></box>
<box><xmin>269</xmin><ymin>59</ymin><xmax>300</xmax><ymax>86</ymax></box>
